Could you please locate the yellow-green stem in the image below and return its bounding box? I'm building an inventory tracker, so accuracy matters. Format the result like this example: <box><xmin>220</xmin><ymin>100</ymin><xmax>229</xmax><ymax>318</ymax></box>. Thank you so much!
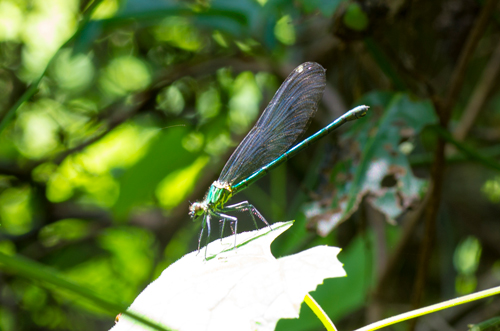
<box><xmin>304</xmin><ymin>293</ymin><xmax>338</xmax><ymax>331</ymax></box>
<box><xmin>354</xmin><ymin>285</ymin><xmax>500</xmax><ymax>331</ymax></box>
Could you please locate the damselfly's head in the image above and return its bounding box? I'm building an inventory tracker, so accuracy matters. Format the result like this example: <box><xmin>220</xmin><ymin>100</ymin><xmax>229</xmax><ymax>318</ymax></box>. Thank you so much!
<box><xmin>189</xmin><ymin>201</ymin><xmax>206</xmax><ymax>219</ymax></box>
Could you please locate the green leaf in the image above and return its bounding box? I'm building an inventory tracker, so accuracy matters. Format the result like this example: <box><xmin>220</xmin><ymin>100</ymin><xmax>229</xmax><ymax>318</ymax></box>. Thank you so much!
<box><xmin>276</xmin><ymin>231</ymin><xmax>375</xmax><ymax>330</ymax></box>
<box><xmin>364</xmin><ymin>38</ymin><xmax>407</xmax><ymax>90</ymax></box>
<box><xmin>432</xmin><ymin>125</ymin><xmax>500</xmax><ymax>172</ymax></box>
<box><xmin>0</xmin><ymin>0</ymin><xmax>105</xmax><ymax>134</ymax></box>
<box><xmin>343</xmin><ymin>3</ymin><xmax>368</xmax><ymax>31</ymax></box>
<box><xmin>113</xmin><ymin>126</ymin><xmax>199</xmax><ymax>219</ymax></box>
<box><xmin>298</xmin><ymin>0</ymin><xmax>344</xmax><ymax>16</ymax></box>
<box><xmin>308</xmin><ymin>93</ymin><xmax>438</xmax><ymax>236</ymax></box>
<box><xmin>0</xmin><ymin>252</ymin><xmax>169</xmax><ymax>331</ymax></box>
<box><xmin>274</xmin><ymin>15</ymin><xmax>295</xmax><ymax>45</ymax></box>
<box><xmin>112</xmin><ymin>221</ymin><xmax>346</xmax><ymax>331</ymax></box>
<box><xmin>469</xmin><ymin>316</ymin><xmax>500</xmax><ymax>331</ymax></box>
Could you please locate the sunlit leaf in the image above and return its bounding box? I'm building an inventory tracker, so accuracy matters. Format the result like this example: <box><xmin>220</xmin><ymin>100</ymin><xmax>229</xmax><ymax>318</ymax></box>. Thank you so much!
<box><xmin>343</xmin><ymin>3</ymin><xmax>369</xmax><ymax>31</ymax></box>
<box><xmin>39</xmin><ymin>218</ymin><xmax>90</xmax><ymax>247</ymax></box>
<box><xmin>156</xmin><ymin>156</ymin><xmax>209</xmax><ymax>209</ymax></box>
<box><xmin>298</xmin><ymin>0</ymin><xmax>343</xmax><ymax>16</ymax></box>
<box><xmin>481</xmin><ymin>176</ymin><xmax>500</xmax><ymax>203</ymax></box>
<box><xmin>0</xmin><ymin>240</ymin><xmax>16</xmax><ymax>255</ymax></box>
<box><xmin>15</xmin><ymin>100</ymin><xmax>62</xmax><ymax>159</ymax></box>
<box><xmin>454</xmin><ymin>236</ymin><xmax>482</xmax><ymax>276</ymax></box>
<box><xmin>51</xmin><ymin>48</ymin><xmax>94</xmax><ymax>91</ymax></box>
<box><xmin>196</xmin><ymin>86</ymin><xmax>221</xmax><ymax>120</ymax></box>
<box><xmin>276</xmin><ymin>231</ymin><xmax>375</xmax><ymax>330</ymax></box>
<box><xmin>155</xmin><ymin>17</ymin><xmax>202</xmax><ymax>51</ymax></box>
<box><xmin>0</xmin><ymin>186</ymin><xmax>32</xmax><ymax>235</ymax></box>
<box><xmin>91</xmin><ymin>0</ymin><xmax>120</xmax><ymax>19</ymax></box>
<box><xmin>0</xmin><ymin>1</ymin><xmax>23</xmax><ymax>41</ymax></box>
<box><xmin>274</xmin><ymin>15</ymin><xmax>295</xmax><ymax>45</ymax></box>
<box><xmin>113</xmin><ymin>126</ymin><xmax>200</xmax><ymax>219</ymax></box>
<box><xmin>112</xmin><ymin>221</ymin><xmax>346</xmax><ymax>331</ymax></box>
<box><xmin>0</xmin><ymin>252</ymin><xmax>167</xmax><ymax>331</ymax></box>
<box><xmin>45</xmin><ymin>122</ymin><xmax>157</xmax><ymax>205</ymax></box>
<box><xmin>99</xmin><ymin>56</ymin><xmax>151</xmax><ymax>96</ymax></box>
<box><xmin>20</xmin><ymin>0</ymin><xmax>78</xmax><ymax>79</ymax></box>
<box><xmin>156</xmin><ymin>85</ymin><xmax>185</xmax><ymax>116</ymax></box>
<box><xmin>228</xmin><ymin>71</ymin><xmax>261</xmax><ymax>134</ymax></box>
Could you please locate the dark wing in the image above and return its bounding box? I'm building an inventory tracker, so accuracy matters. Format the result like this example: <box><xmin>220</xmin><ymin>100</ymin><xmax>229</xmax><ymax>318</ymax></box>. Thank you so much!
<box><xmin>218</xmin><ymin>62</ymin><xmax>326</xmax><ymax>186</ymax></box>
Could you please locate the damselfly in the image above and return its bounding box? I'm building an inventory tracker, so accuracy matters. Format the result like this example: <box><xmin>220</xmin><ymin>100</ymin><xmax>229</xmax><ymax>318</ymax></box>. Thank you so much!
<box><xmin>189</xmin><ymin>62</ymin><xmax>368</xmax><ymax>255</ymax></box>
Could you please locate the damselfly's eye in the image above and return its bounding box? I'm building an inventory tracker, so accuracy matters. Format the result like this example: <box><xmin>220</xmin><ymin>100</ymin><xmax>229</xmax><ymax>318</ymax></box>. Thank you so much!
<box><xmin>189</xmin><ymin>202</ymin><xmax>204</xmax><ymax>218</ymax></box>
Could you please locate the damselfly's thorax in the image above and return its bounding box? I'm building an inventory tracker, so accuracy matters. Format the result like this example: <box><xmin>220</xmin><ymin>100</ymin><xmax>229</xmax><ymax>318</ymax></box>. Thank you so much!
<box><xmin>205</xmin><ymin>181</ymin><xmax>233</xmax><ymax>209</ymax></box>
<box><xmin>189</xmin><ymin>181</ymin><xmax>233</xmax><ymax>218</ymax></box>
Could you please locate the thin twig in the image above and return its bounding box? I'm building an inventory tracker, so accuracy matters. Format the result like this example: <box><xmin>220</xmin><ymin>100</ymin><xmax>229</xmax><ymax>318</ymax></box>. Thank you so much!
<box><xmin>410</xmin><ymin>137</ymin><xmax>445</xmax><ymax>324</ymax></box>
<box><xmin>373</xmin><ymin>185</ymin><xmax>431</xmax><ymax>298</ymax></box>
<box><xmin>454</xmin><ymin>41</ymin><xmax>500</xmax><ymax>141</ymax></box>
<box><xmin>410</xmin><ymin>1</ymin><xmax>497</xmax><ymax>329</ymax></box>
<box><xmin>442</xmin><ymin>0</ymin><xmax>498</xmax><ymax>124</ymax></box>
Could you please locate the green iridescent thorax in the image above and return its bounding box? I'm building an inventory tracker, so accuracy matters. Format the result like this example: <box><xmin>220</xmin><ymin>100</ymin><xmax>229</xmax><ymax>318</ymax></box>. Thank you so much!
<box><xmin>205</xmin><ymin>181</ymin><xmax>233</xmax><ymax>210</ymax></box>
<box><xmin>189</xmin><ymin>181</ymin><xmax>233</xmax><ymax>218</ymax></box>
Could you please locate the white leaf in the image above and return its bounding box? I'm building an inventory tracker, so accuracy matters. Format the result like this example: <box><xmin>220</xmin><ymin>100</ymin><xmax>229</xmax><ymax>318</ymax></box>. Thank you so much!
<box><xmin>111</xmin><ymin>221</ymin><xmax>345</xmax><ymax>331</ymax></box>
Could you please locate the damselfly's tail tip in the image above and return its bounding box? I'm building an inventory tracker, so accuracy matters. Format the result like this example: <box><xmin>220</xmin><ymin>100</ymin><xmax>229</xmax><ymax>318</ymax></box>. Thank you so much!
<box><xmin>355</xmin><ymin>105</ymin><xmax>369</xmax><ymax>118</ymax></box>
<box><xmin>346</xmin><ymin>105</ymin><xmax>369</xmax><ymax>121</ymax></box>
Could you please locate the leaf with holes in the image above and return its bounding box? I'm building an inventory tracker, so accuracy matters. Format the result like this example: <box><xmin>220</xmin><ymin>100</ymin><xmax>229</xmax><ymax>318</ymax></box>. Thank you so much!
<box><xmin>307</xmin><ymin>92</ymin><xmax>437</xmax><ymax>236</ymax></box>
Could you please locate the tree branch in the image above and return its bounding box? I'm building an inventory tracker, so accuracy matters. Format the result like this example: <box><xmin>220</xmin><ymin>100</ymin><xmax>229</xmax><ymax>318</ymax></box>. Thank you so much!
<box><xmin>410</xmin><ymin>1</ymin><xmax>497</xmax><ymax>329</ymax></box>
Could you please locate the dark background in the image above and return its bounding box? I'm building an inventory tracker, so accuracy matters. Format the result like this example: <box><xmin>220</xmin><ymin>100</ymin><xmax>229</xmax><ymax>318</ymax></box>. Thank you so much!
<box><xmin>0</xmin><ymin>0</ymin><xmax>499</xmax><ymax>330</ymax></box>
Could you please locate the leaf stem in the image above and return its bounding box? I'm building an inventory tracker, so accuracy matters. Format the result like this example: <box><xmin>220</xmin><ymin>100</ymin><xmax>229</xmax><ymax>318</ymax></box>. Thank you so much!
<box><xmin>304</xmin><ymin>293</ymin><xmax>338</xmax><ymax>331</ymax></box>
<box><xmin>353</xmin><ymin>286</ymin><xmax>500</xmax><ymax>331</ymax></box>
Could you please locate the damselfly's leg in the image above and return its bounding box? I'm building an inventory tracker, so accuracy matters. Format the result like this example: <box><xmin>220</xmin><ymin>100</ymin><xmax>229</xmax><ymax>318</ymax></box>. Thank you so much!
<box><xmin>197</xmin><ymin>214</ymin><xmax>213</xmax><ymax>258</ymax></box>
<box><xmin>219</xmin><ymin>218</ymin><xmax>226</xmax><ymax>242</ymax></box>
<box><xmin>197</xmin><ymin>214</ymin><xmax>207</xmax><ymax>253</ymax></box>
<box><xmin>204</xmin><ymin>213</ymin><xmax>212</xmax><ymax>258</ymax></box>
<box><xmin>223</xmin><ymin>201</ymin><xmax>271</xmax><ymax>230</ymax></box>
<box><xmin>233</xmin><ymin>216</ymin><xmax>237</xmax><ymax>247</ymax></box>
<box><xmin>216</xmin><ymin>212</ymin><xmax>238</xmax><ymax>247</ymax></box>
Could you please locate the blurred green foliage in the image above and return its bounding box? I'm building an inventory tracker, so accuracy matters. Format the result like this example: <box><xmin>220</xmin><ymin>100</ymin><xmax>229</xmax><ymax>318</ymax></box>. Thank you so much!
<box><xmin>1</xmin><ymin>0</ymin><xmax>500</xmax><ymax>330</ymax></box>
<box><xmin>454</xmin><ymin>236</ymin><xmax>482</xmax><ymax>295</ymax></box>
